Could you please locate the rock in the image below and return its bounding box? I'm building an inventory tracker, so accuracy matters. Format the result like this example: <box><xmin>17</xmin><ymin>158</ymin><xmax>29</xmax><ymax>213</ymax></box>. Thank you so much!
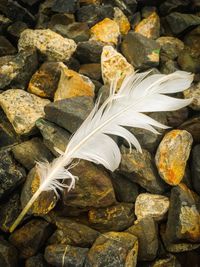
<box><xmin>80</xmin><ymin>0</ymin><xmax>101</xmax><ymax>4</ymax></box>
<box><xmin>76</xmin><ymin>40</ymin><xmax>104</xmax><ymax>63</ymax></box>
<box><xmin>28</xmin><ymin>62</ymin><xmax>62</xmax><ymax>99</ymax></box>
<box><xmin>12</xmin><ymin>137</ymin><xmax>53</xmax><ymax>170</ymax></box>
<box><xmin>0</xmin><ymin>89</ymin><xmax>50</xmax><ymax>135</ymax></box>
<box><xmin>126</xmin><ymin>217</ymin><xmax>158</xmax><ymax>261</ymax></box>
<box><xmin>45</xmin><ymin>244</ymin><xmax>88</xmax><ymax>267</ymax></box>
<box><xmin>18</xmin><ymin>29</ymin><xmax>77</xmax><ymax>62</ymax></box>
<box><xmin>135</xmin><ymin>12</ymin><xmax>160</xmax><ymax>39</ymax></box>
<box><xmin>159</xmin><ymin>0</ymin><xmax>190</xmax><ymax>16</ymax></box>
<box><xmin>178</xmin><ymin>47</ymin><xmax>200</xmax><ymax>74</ymax></box>
<box><xmin>113</xmin><ymin>7</ymin><xmax>130</xmax><ymax>35</ymax></box>
<box><xmin>0</xmin><ymin>15</ymin><xmax>11</xmax><ymax>33</ymax></box>
<box><xmin>88</xmin><ymin>203</ymin><xmax>135</xmax><ymax>231</ymax></box>
<box><xmin>90</xmin><ymin>18</ymin><xmax>120</xmax><ymax>45</ymax></box>
<box><xmin>21</xmin><ymin>167</ymin><xmax>57</xmax><ymax>216</ymax></box>
<box><xmin>79</xmin><ymin>63</ymin><xmax>101</xmax><ymax>80</ymax></box>
<box><xmin>0</xmin><ymin>236</ymin><xmax>18</xmax><ymax>267</ymax></box>
<box><xmin>166</xmin><ymin>107</ymin><xmax>189</xmax><ymax>128</ymax></box>
<box><xmin>63</xmin><ymin>160</ymin><xmax>116</xmax><ymax>208</ymax></box>
<box><xmin>180</xmin><ymin>116</ymin><xmax>200</xmax><ymax>143</ymax></box>
<box><xmin>85</xmin><ymin>231</ymin><xmax>138</xmax><ymax>267</ymax></box>
<box><xmin>101</xmin><ymin>45</ymin><xmax>134</xmax><ymax>89</ymax></box>
<box><xmin>183</xmin><ymin>82</ymin><xmax>200</xmax><ymax>110</ymax></box>
<box><xmin>0</xmin><ymin>150</ymin><xmax>25</xmax><ymax>201</ymax></box>
<box><xmin>51</xmin><ymin>0</ymin><xmax>78</xmax><ymax>13</ymax></box>
<box><xmin>191</xmin><ymin>145</ymin><xmax>200</xmax><ymax>195</ymax></box>
<box><xmin>160</xmin><ymin>59</ymin><xmax>179</xmax><ymax>74</ymax></box>
<box><xmin>7</xmin><ymin>21</ymin><xmax>28</xmax><ymax>40</ymax></box>
<box><xmin>25</xmin><ymin>254</ymin><xmax>47</xmax><ymax>267</ymax></box>
<box><xmin>44</xmin><ymin>96</ymin><xmax>94</xmax><ymax>133</ymax></box>
<box><xmin>21</xmin><ymin>0</ymin><xmax>40</xmax><ymax>5</ymax></box>
<box><xmin>54</xmin><ymin>66</ymin><xmax>95</xmax><ymax>101</ymax></box>
<box><xmin>48</xmin><ymin>217</ymin><xmax>99</xmax><ymax>247</ymax></box>
<box><xmin>0</xmin><ymin>49</ymin><xmax>38</xmax><ymax>90</ymax></box>
<box><xmin>109</xmin><ymin>0</ymin><xmax>137</xmax><ymax>16</ymax></box>
<box><xmin>36</xmin><ymin>119</ymin><xmax>70</xmax><ymax>157</ymax></box>
<box><xmin>150</xmin><ymin>254</ymin><xmax>181</xmax><ymax>267</ymax></box>
<box><xmin>165</xmin><ymin>12</ymin><xmax>200</xmax><ymax>35</ymax></box>
<box><xmin>121</xmin><ymin>32</ymin><xmax>160</xmax><ymax>69</ymax></box>
<box><xmin>141</xmin><ymin>6</ymin><xmax>157</xmax><ymax>18</ymax></box>
<box><xmin>135</xmin><ymin>193</ymin><xmax>170</xmax><ymax>221</ymax></box>
<box><xmin>120</xmin><ymin>146</ymin><xmax>167</xmax><ymax>194</ymax></box>
<box><xmin>48</xmin><ymin>13</ymin><xmax>75</xmax><ymax>29</ymax></box>
<box><xmin>9</xmin><ymin>219</ymin><xmax>52</xmax><ymax>259</ymax></box>
<box><xmin>155</xmin><ymin>130</ymin><xmax>193</xmax><ymax>186</ymax></box>
<box><xmin>184</xmin><ymin>26</ymin><xmax>200</xmax><ymax>51</ymax></box>
<box><xmin>0</xmin><ymin>36</ymin><xmax>16</xmax><ymax>56</ymax></box>
<box><xmin>130</xmin><ymin>11</ymin><xmax>141</xmax><ymax>29</ymax></box>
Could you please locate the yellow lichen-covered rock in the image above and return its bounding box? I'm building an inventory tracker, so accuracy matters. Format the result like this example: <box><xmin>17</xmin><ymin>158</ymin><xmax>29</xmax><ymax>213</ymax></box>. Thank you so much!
<box><xmin>90</xmin><ymin>18</ymin><xmax>120</xmax><ymax>45</ymax></box>
<box><xmin>54</xmin><ymin>63</ymin><xmax>95</xmax><ymax>101</ymax></box>
<box><xmin>101</xmin><ymin>45</ymin><xmax>134</xmax><ymax>89</ymax></box>
<box><xmin>135</xmin><ymin>12</ymin><xmax>160</xmax><ymax>39</ymax></box>
<box><xmin>114</xmin><ymin>7</ymin><xmax>131</xmax><ymax>35</ymax></box>
<box><xmin>155</xmin><ymin>130</ymin><xmax>193</xmax><ymax>185</ymax></box>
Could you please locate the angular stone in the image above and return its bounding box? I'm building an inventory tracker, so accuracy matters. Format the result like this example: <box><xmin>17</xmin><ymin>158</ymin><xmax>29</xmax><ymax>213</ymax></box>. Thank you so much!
<box><xmin>45</xmin><ymin>244</ymin><xmax>88</xmax><ymax>267</ymax></box>
<box><xmin>191</xmin><ymin>145</ymin><xmax>200</xmax><ymax>195</ymax></box>
<box><xmin>135</xmin><ymin>193</ymin><xmax>169</xmax><ymax>221</ymax></box>
<box><xmin>0</xmin><ymin>89</ymin><xmax>50</xmax><ymax>135</ymax></box>
<box><xmin>9</xmin><ymin>219</ymin><xmax>52</xmax><ymax>258</ymax></box>
<box><xmin>0</xmin><ymin>36</ymin><xmax>16</xmax><ymax>56</ymax></box>
<box><xmin>85</xmin><ymin>231</ymin><xmax>138</xmax><ymax>267</ymax></box>
<box><xmin>88</xmin><ymin>203</ymin><xmax>135</xmax><ymax>231</ymax></box>
<box><xmin>120</xmin><ymin>146</ymin><xmax>166</xmax><ymax>194</ymax></box>
<box><xmin>0</xmin><ymin>49</ymin><xmax>38</xmax><ymax>90</ymax></box>
<box><xmin>25</xmin><ymin>254</ymin><xmax>47</xmax><ymax>267</ymax></box>
<box><xmin>76</xmin><ymin>40</ymin><xmax>104</xmax><ymax>63</ymax></box>
<box><xmin>114</xmin><ymin>7</ymin><xmax>130</xmax><ymax>35</ymax></box>
<box><xmin>44</xmin><ymin>96</ymin><xmax>94</xmax><ymax>133</ymax></box>
<box><xmin>155</xmin><ymin>130</ymin><xmax>193</xmax><ymax>186</ymax></box>
<box><xmin>79</xmin><ymin>63</ymin><xmax>101</xmax><ymax>81</ymax></box>
<box><xmin>178</xmin><ymin>47</ymin><xmax>200</xmax><ymax>74</ymax></box>
<box><xmin>180</xmin><ymin>116</ymin><xmax>200</xmax><ymax>143</ymax></box>
<box><xmin>48</xmin><ymin>217</ymin><xmax>99</xmax><ymax>247</ymax></box>
<box><xmin>18</xmin><ymin>29</ymin><xmax>77</xmax><ymax>62</ymax></box>
<box><xmin>51</xmin><ymin>0</ymin><xmax>78</xmax><ymax>13</ymax></box>
<box><xmin>184</xmin><ymin>82</ymin><xmax>200</xmax><ymax>111</ymax></box>
<box><xmin>121</xmin><ymin>32</ymin><xmax>160</xmax><ymax>69</ymax></box>
<box><xmin>101</xmin><ymin>45</ymin><xmax>134</xmax><ymax>89</ymax></box>
<box><xmin>90</xmin><ymin>18</ymin><xmax>120</xmax><ymax>45</ymax></box>
<box><xmin>63</xmin><ymin>160</ymin><xmax>116</xmax><ymax>208</ymax></box>
<box><xmin>0</xmin><ymin>236</ymin><xmax>18</xmax><ymax>267</ymax></box>
<box><xmin>126</xmin><ymin>217</ymin><xmax>158</xmax><ymax>261</ymax></box>
<box><xmin>0</xmin><ymin>150</ymin><xmax>25</xmax><ymax>201</ymax></box>
<box><xmin>36</xmin><ymin>119</ymin><xmax>70</xmax><ymax>157</ymax></box>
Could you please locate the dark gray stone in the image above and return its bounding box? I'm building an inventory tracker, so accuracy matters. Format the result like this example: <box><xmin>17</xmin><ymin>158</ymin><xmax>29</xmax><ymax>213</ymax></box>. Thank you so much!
<box><xmin>0</xmin><ymin>236</ymin><xmax>18</xmax><ymax>267</ymax></box>
<box><xmin>159</xmin><ymin>0</ymin><xmax>190</xmax><ymax>15</ymax></box>
<box><xmin>180</xmin><ymin>116</ymin><xmax>200</xmax><ymax>143</ymax></box>
<box><xmin>0</xmin><ymin>36</ymin><xmax>16</xmax><ymax>56</ymax></box>
<box><xmin>52</xmin><ymin>0</ymin><xmax>78</xmax><ymax>13</ymax></box>
<box><xmin>191</xmin><ymin>145</ymin><xmax>200</xmax><ymax>195</ymax></box>
<box><xmin>25</xmin><ymin>254</ymin><xmax>48</xmax><ymax>267</ymax></box>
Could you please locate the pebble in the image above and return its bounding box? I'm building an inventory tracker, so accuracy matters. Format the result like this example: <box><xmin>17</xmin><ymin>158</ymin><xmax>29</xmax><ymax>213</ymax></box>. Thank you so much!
<box><xmin>166</xmin><ymin>107</ymin><xmax>189</xmax><ymax>128</ymax></box>
<box><xmin>113</xmin><ymin>7</ymin><xmax>130</xmax><ymax>35</ymax></box>
<box><xmin>85</xmin><ymin>231</ymin><xmax>138</xmax><ymax>267</ymax></box>
<box><xmin>155</xmin><ymin>130</ymin><xmax>193</xmax><ymax>186</ymax></box>
<box><xmin>51</xmin><ymin>0</ymin><xmax>78</xmax><ymax>13</ymax></box>
<box><xmin>18</xmin><ymin>29</ymin><xmax>77</xmax><ymax>62</ymax></box>
<box><xmin>160</xmin><ymin>59</ymin><xmax>179</xmax><ymax>74</ymax></box>
<box><xmin>135</xmin><ymin>193</ymin><xmax>170</xmax><ymax>221</ymax></box>
<box><xmin>0</xmin><ymin>236</ymin><xmax>18</xmax><ymax>267</ymax></box>
<box><xmin>25</xmin><ymin>254</ymin><xmax>47</xmax><ymax>267</ymax></box>
<box><xmin>180</xmin><ymin>116</ymin><xmax>200</xmax><ymax>143</ymax></box>
<box><xmin>90</xmin><ymin>18</ymin><xmax>120</xmax><ymax>45</ymax></box>
<box><xmin>184</xmin><ymin>26</ymin><xmax>200</xmax><ymax>52</ymax></box>
<box><xmin>159</xmin><ymin>0</ymin><xmax>190</xmax><ymax>15</ymax></box>
<box><xmin>101</xmin><ymin>45</ymin><xmax>134</xmax><ymax>89</ymax></box>
<box><xmin>135</xmin><ymin>12</ymin><xmax>160</xmax><ymax>39</ymax></box>
<box><xmin>76</xmin><ymin>40</ymin><xmax>104</xmax><ymax>63</ymax></box>
<box><xmin>191</xmin><ymin>145</ymin><xmax>200</xmax><ymax>195</ymax></box>
<box><xmin>184</xmin><ymin>82</ymin><xmax>200</xmax><ymax>111</ymax></box>
<box><xmin>48</xmin><ymin>13</ymin><xmax>75</xmax><ymax>28</ymax></box>
<box><xmin>79</xmin><ymin>63</ymin><xmax>102</xmax><ymax>81</ymax></box>
<box><xmin>0</xmin><ymin>89</ymin><xmax>50</xmax><ymax>135</ymax></box>
<box><xmin>178</xmin><ymin>47</ymin><xmax>200</xmax><ymax>73</ymax></box>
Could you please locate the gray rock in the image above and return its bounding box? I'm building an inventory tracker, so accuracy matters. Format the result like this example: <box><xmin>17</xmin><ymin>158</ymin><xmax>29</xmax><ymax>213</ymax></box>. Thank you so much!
<box><xmin>0</xmin><ymin>236</ymin><xmax>18</xmax><ymax>267</ymax></box>
<box><xmin>192</xmin><ymin>145</ymin><xmax>200</xmax><ymax>195</ymax></box>
<box><xmin>76</xmin><ymin>40</ymin><xmax>104</xmax><ymax>63</ymax></box>
<box><xmin>51</xmin><ymin>0</ymin><xmax>78</xmax><ymax>13</ymax></box>
<box><xmin>0</xmin><ymin>36</ymin><xmax>16</xmax><ymax>56</ymax></box>
<box><xmin>25</xmin><ymin>254</ymin><xmax>47</xmax><ymax>267</ymax></box>
<box><xmin>44</xmin><ymin>96</ymin><xmax>94</xmax><ymax>133</ymax></box>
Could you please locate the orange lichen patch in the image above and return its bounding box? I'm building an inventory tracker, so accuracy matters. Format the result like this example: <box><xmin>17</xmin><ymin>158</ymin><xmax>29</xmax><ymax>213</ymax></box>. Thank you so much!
<box><xmin>114</xmin><ymin>7</ymin><xmax>131</xmax><ymax>35</ymax></box>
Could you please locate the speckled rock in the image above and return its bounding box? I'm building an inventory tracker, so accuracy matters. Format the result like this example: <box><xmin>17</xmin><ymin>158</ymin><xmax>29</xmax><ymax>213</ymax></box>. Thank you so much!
<box><xmin>135</xmin><ymin>193</ymin><xmax>170</xmax><ymax>221</ymax></box>
<box><xmin>191</xmin><ymin>145</ymin><xmax>200</xmax><ymax>195</ymax></box>
<box><xmin>90</xmin><ymin>18</ymin><xmax>120</xmax><ymax>45</ymax></box>
<box><xmin>184</xmin><ymin>82</ymin><xmax>200</xmax><ymax>110</ymax></box>
<box><xmin>0</xmin><ymin>89</ymin><xmax>50</xmax><ymax>135</ymax></box>
<box><xmin>121</xmin><ymin>32</ymin><xmax>160</xmax><ymax>69</ymax></box>
<box><xmin>88</xmin><ymin>203</ymin><xmax>135</xmax><ymax>231</ymax></box>
<box><xmin>180</xmin><ymin>116</ymin><xmax>200</xmax><ymax>143</ymax></box>
<box><xmin>127</xmin><ymin>217</ymin><xmax>158</xmax><ymax>261</ymax></box>
<box><xmin>0</xmin><ymin>150</ymin><xmax>25</xmax><ymax>201</ymax></box>
<box><xmin>76</xmin><ymin>40</ymin><xmax>104</xmax><ymax>63</ymax></box>
<box><xmin>63</xmin><ymin>160</ymin><xmax>116</xmax><ymax>208</ymax></box>
<box><xmin>135</xmin><ymin>12</ymin><xmax>160</xmax><ymax>39</ymax></box>
<box><xmin>25</xmin><ymin>254</ymin><xmax>47</xmax><ymax>267</ymax></box>
<box><xmin>79</xmin><ymin>63</ymin><xmax>102</xmax><ymax>81</ymax></box>
<box><xmin>0</xmin><ymin>236</ymin><xmax>18</xmax><ymax>267</ymax></box>
<box><xmin>120</xmin><ymin>146</ymin><xmax>166</xmax><ymax>194</ymax></box>
<box><xmin>178</xmin><ymin>47</ymin><xmax>200</xmax><ymax>73</ymax></box>
<box><xmin>85</xmin><ymin>231</ymin><xmax>138</xmax><ymax>267</ymax></box>
<box><xmin>114</xmin><ymin>7</ymin><xmax>130</xmax><ymax>35</ymax></box>
<box><xmin>9</xmin><ymin>219</ymin><xmax>52</xmax><ymax>258</ymax></box>
<box><xmin>45</xmin><ymin>244</ymin><xmax>88</xmax><ymax>267</ymax></box>
<box><xmin>101</xmin><ymin>45</ymin><xmax>134</xmax><ymax>89</ymax></box>
<box><xmin>18</xmin><ymin>29</ymin><xmax>77</xmax><ymax>62</ymax></box>
<box><xmin>155</xmin><ymin>130</ymin><xmax>193</xmax><ymax>186</ymax></box>
<box><xmin>48</xmin><ymin>217</ymin><xmax>99</xmax><ymax>247</ymax></box>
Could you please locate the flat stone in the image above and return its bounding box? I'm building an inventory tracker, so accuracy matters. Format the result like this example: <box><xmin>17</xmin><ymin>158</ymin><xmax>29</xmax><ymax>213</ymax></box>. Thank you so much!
<box><xmin>63</xmin><ymin>160</ymin><xmax>116</xmax><ymax>208</ymax></box>
<box><xmin>18</xmin><ymin>29</ymin><xmax>77</xmax><ymax>62</ymax></box>
<box><xmin>0</xmin><ymin>49</ymin><xmax>38</xmax><ymax>90</ymax></box>
<box><xmin>121</xmin><ymin>31</ymin><xmax>160</xmax><ymax>69</ymax></box>
<box><xmin>45</xmin><ymin>244</ymin><xmax>89</xmax><ymax>267</ymax></box>
<box><xmin>88</xmin><ymin>203</ymin><xmax>135</xmax><ymax>231</ymax></box>
<box><xmin>90</xmin><ymin>18</ymin><xmax>120</xmax><ymax>45</ymax></box>
<box><xmin>155</xmin><ymin>130</ymin><xmax>193</xmax><ymax>186</ymax></box>
<box><xmin>51</xmin><ymin>0</ymin><xmax>78</xmax><ymax>13</ymax></box>
<box><xmin>85</xmin><ymin>231</ymin><xmax>138</xmax><ymax>267</ymax></box>
<box><xmin>180</xmin><ymin>116</ymin><xmax>200</xmax><ymax>143</ymax></box>
<box><xmin>178</xmin><ymin>47</ymin><xmax>200</xmax><ymax>74</ymax></box>
<box><xmin>44</xmin><ymin>96</ymin><xmax>94</xmax><ymax>133</ymax></box>
<box><xmin>191</xmin><ymin>145</ymin><xmax>200</xmax><ymax>195</ymax></box>
<box><xmin>184</xmin><ymin>82</ymin><xmax>200</xmax><ymax>110</ymax></box>
<box><xmin>0</xmin><ymin>89</ymin><xmax>50</xmax><ymax>135</ymax></box>
<box><xmin>76</xmin><ymin>40</ymin><xmax>104</xmax><ymax>63</ymax></box>
<box><xmin>126</xmin><ymin>217</ymin><xmax>158</xmax><ymax>261</ymax></box>
<box><xmin>120</xmin><ymin>146</ymin><xmax>167</xmax><ymax>194</ymax></box>
<box><xmin>135</xmin><ymin>193</ymin><xmax>169</xmax><ymax>221</ymax></box>
<box><xmin>114</xmin><ymin>7</ymin><xmax>130</xmax><ymax>35</ymax></box>
<box><xmin>9</xmin><ymin>219</ymin><xmax>52</xmax><ymax>258</ymax></box>
<box><xmin>0</xmin><ymin>236</ymin><xmax>18</xmax><ymax>267</ymax></box>
<box><xmin>0</xmin><ymin>150</ymin><xmax>25</xmax><ymax>201</ymax></box>
<box><xmin>36</xmin><ymin>119</ymin><xmax>70</xmax><ymax>157</ymax></box>
<box><xmin>48</xmin><ymin>217</ymin><xmax>100</xmax><ymax>247</ymax></box>
<box><xmin>101</xmin><ymin>45</ymin><xmax>134</xmax><ymax>89</ymax></box>
<box><xmin>25</xmin><ymin>254</ymin><xmax>47</xmax><ymax>267</ymax></box>
<box><xmin>0</xmin><ymin>36</ymin><xmax>16</xmax><ymax>56</ymax></box>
